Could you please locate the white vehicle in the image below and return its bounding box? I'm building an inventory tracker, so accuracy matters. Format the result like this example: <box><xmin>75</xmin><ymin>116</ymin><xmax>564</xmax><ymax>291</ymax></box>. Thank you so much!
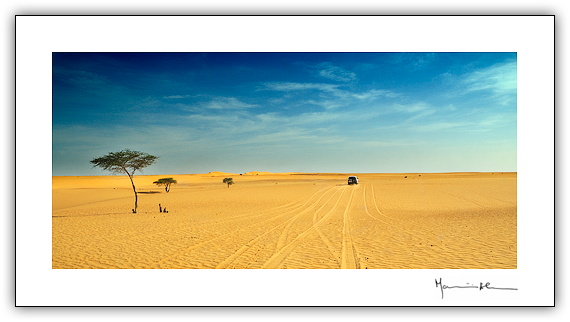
<box><xmin>348</xmin><ymin>176</ymin><xmax>358</xmax><ymax>185</ymax></box>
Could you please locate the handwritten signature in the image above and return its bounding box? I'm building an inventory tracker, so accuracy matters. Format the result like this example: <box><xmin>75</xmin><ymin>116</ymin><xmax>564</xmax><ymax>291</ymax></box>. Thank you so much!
<box><xmin>435</xmin><ymin>278</ymin><xmax>517</xmax><ymax>299</ymax></box>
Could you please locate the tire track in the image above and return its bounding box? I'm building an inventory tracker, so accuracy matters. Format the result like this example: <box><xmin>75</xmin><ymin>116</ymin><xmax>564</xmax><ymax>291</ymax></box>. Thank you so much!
<box><xmin>216</xmin><ymin>187</ymin><xmax>342</xmax><ymax>269</ymax></box>
<box><xmin>215</xmin><ymin>215</ymin><xmax>297</xmax><ymax>269</ymax></box>
<box><xmin>443</xmin><ymin>189</ymin><xmax>516</xmax><ymax>208</ymax></box>
<box><xmin>341</xmin><ymin>187</ymin><xmax>358</xmax><ymax>269</ymax></box>
<box><xmin>57</xmin><ymin>186</ymin><xmax>333</xmax><ymax>260</ymax></box>
<box><xmin>313</xmin><ymin>190</ymin><xmax>343</xmax><ymax>266</ymax></box>
<box><xmin>314</xmin><ymin>228</ymin><xmax>339</xmax><ymax>266</ymax></box>
<box><xmin>369</xmin><ymin>185</ymin><xmax>399</xmax><ymax>221</ymax></box>
<box><xmin>189</xmin><ymin>185</ymin><xmax>332</xmax><ymax>226</ymax></box>
<box><xmin>53</xmin><ymin>195</ymin><xmax>135</xmax><ymax>212</ymax></box>
<box><xmin>364</xmin><ymin>184</ymin><xmax>422</xmax><ymax>239</ymax></box>
<box><xmin>153</xmin><ymin>185</ymin><xmax>337</xmax><ymax>268</ymax></box>
<box><xmin>364</xmin><ymin>184</ymin><xmax>429</xmax><ymax>235</ymax></box>
<box><xmin>274</xmin><ymin>187</ymin><xmax>341</xmax><ymax>252</ymax></box>
<box><xmin>262</xmin><ymin>186</ymin><xmax>348</xmax><ymax>269</ymax></box>
<box><xmin>364</xmin><ymin>184</ymin><xmax>438</xmax><ymax>243</ymax></box>
<box><xmin>54</xmin><ymin>187</ymin><xmax>328</xmax><ymax>256</ymax></box>
<box><xmin>367</xmin><ymin>184</ymin><xmax>416</xmax><ymax>227</ymax></box>
<box><xmin>441</xmin><ymin>190</ymin><xmax>486</xmax><ymax>208</ymax></box>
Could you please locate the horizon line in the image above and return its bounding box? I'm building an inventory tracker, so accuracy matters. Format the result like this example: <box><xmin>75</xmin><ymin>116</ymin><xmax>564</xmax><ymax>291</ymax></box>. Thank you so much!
<box><xmin>52</xmin><ymin>171</ymin><xmax>518</xmax><ymax>177</ymax></box>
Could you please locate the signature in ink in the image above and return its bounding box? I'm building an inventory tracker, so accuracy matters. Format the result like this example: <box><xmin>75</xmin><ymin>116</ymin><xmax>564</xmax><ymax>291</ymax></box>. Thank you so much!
<box><xmin>435</xmin><ymin>278</ymin><xmax>518</xmax><ymax>299</ymax></box>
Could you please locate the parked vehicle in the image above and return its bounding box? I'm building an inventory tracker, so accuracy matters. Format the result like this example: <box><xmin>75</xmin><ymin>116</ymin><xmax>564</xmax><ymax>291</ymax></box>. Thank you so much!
<box><xmin>348</xmin><ymin>176</ymin><xmax>358</xmax><ymax>185</ymax></box>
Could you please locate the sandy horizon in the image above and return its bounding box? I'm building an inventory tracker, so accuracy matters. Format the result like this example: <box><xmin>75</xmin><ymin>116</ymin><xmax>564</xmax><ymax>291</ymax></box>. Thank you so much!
<box><xmin>53</xmin><ymin>171</ymin><xmax>517</xmax><ymax>269</ymax></box>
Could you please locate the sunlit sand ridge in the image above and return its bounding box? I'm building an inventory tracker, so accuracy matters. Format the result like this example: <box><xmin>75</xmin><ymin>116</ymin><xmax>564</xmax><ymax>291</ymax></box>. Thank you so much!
<box><xmin>52</xmin><ymin>172</ymin><xmax>517</xmax><ymax>269</ymax></box>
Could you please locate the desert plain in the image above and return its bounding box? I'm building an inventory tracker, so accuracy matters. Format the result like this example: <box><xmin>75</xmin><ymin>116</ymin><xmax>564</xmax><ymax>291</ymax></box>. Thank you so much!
<box><xmin>52</xmin><ymin>172</ymin><xmax>517</xmax><ymax>269</ymax></box>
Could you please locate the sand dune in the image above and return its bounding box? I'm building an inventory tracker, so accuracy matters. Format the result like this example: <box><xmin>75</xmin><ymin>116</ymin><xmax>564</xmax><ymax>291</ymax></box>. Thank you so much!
<box><xmin>202</xmin><ymin>171</ymin><xmax>238</xmax><ymax>177</ymax></box>
<box><xmin>242</xmin><ymin>171</ymin><xmax>272</xmax><ymax>176</ymax></box>
<box><xmin>52</xmin><ymin>172</ymin><xmax>517</xmax><ymax>269</ymax></box>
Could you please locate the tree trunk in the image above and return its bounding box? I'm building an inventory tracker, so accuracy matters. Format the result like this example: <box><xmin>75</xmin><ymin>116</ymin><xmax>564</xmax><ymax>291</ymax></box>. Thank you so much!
<box><xmin>128</xmin><ymin>174</ymin><xmax>138</xmax><ymax>213</ymax></box>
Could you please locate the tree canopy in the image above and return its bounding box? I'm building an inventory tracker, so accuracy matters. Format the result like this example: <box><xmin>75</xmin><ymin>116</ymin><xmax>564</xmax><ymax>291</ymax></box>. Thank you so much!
<box><xmin>153</xmin><ymin>177</ymin><xmax>177</xmax><ymax>193</ymax></box>
<box><xmin>90</xmin><ymin>149</ymin><xmax>158</xmax><ymax>177</ymax></box>
<box><xmin>223</xmin><ymin>177</ymin><xmax>234</xmax><ymax>188</ymax></box>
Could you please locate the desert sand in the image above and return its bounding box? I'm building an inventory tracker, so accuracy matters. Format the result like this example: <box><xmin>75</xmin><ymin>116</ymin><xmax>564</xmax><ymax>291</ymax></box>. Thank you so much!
<box><xmin>52</xmin><ymin>172</ymin><xmax>517</xmax><ymax>269</ymax></box>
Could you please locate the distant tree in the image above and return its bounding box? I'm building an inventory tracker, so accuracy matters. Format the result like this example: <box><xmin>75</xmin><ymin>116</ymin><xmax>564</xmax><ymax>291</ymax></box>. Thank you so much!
<box><xmin>90</xmin><ymin>149</ymin><xmax>158</xmax><ymax>213</ymax></box>
<box><xmin>153</xmin><ymin>178</ymin><xmax>177</xmax><ymax>193</ymax></box>
<box><xmin>223</xmin><ymin>177</ymin><xmax>234</xmax><ymax>188</ymax></box>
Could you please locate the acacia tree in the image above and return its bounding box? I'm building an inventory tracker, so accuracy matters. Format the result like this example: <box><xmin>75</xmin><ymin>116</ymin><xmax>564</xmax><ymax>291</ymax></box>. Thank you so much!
<box><xmin>90</xmin><ymin>149</ymin><xmax>158</xmax><ymax>213</ymax></box>
<box><xmin>223</xmin><ymin>177</ymin><xmax>234</xmax><ymax>188</ymax></box>
<box><xmin>153</xmin><ymin>178</ymin><xmax>177</xmax><ymax>193</ymax></box>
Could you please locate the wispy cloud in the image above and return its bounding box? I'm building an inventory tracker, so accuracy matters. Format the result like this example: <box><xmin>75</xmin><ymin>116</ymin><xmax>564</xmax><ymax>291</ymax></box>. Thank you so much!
<box><xmin>185</xmin><ymin>113</ymin><xmax>241</xmax><ymax>126</ymax></box>
<box><xmin>352</xmin><ymin>89</ymin><xmax>399</xmax><ymax>100</ymax></box>
<box><xmin>413</xmin><ymin>53</ymin><xmax>435</xmax><ymax>66</ymax></box>
<box><xmin>408</xmin><ymin>109</ymin><xmax>516</xmax><ymax>133</ymax></box>
<box><xmin>392</xmin><ymin>102</ymin><xmax>433</xmax><ymax>114</ymax></box>
<box><xmin>53</xmin><ymin>67</ymin><xmax>109</xmax><ymax>88</ymax></box>
<box><xmin>306</xmin><ymin>99</ymin><xmax>344</xmax><ymax>110</ymax></box>
<box><xmin>239</xmin><ymin>128</ymin><xmax>328</xmax><ymax>145</ymax></box>
<box><xmin>463</xmin><ymin>61</ymin><xmax>517</xmax><ymax>95</ymax></box>
<box><xmin>261</xmin><ymin>82</ymin><xmax>398</xmax><ymax>112</ymax></box>
<box><xmin>161</xmin><ymin>95</ymin><xmax>260</xmax><ymax>113</ymax></box>
<box><xmin>457</xmin><ymin>61</ymin><xmax>517</xmax><ymax>106</ymax></box>
<box><xmin>316</xmin><ymin>62</ymin><xmax>357</xmax><ymax>82</ymax></box>
<box><xmin>260</xmin><ymin>82</ymin><xmax>341</xmax><ymax>94</ymax></box>
<box><xmin>163</xmin><ymin>94</ymin><xmax>205</xmax><ymax>99</ymax></box>
<box><xmin>392</xmin><ymin>53</ymin><xmax>436</xmax><ymax>68</ymax></box>
<box><xmin>203</xmin><ymin>97</ymin><xmax>258</xmax><ymax>110</ymax></box>
<box><xmin>164</xmin><ymin>95</ymin><xmax>189</xmax><ymax>99</ymax></box>
<box><xmin>413</xmin><ymin>121</ymin><xmax>472</xmax><ymax>132</ymax></box>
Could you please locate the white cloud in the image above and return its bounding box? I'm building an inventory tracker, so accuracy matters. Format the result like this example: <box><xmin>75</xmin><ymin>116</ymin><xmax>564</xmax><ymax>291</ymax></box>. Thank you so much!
<box><xmin>160</xmin><ymin>95</ymin><xmax>257</xmax><ymax>110</ymax></box>
<box><xmin>392</xmin><ymin>102</ymin><xmax>432</xmax><ymax>114</ymax></box>
<box><xmin>352</xmin><ymin>89</ymin><xmax>399</xmax><ymax>100</ymax></box>
<box><xmin>316</xmin><ymin>62</ymin><xmax>357</xmax><ymax>82</ymax></box>
<box><xmin>163</xmin><ymin>94</ymin><xmax>205</xmax><ymax>99</ymax></box>
<box><xmin>392</xmin><ymin>53</ymin><xmax>436</xmax><ymax>69</ymax></box>
<box><xmin>203</xmin><ymin>97</ymin><xmax>258</xmax><ymax>110</ymax></box>
<box><xmin>260</xmin><ymin>82</ymin><xmax>341</xmax><ymax>94</ymax></box>
<box><xmin>410</xmin><ymin>111</ymin><xmax>516</xmax><ymax>133</ymax></box>
<box><xmin>287</xmin><ymin>110</ymin><xmax>345</xmax><ymax>126</ymax></box>
<box><xmin>243</xmin><ymin>128</ymin><xmax>314</xmax><ymax>144</ymax></box>
<box><xmin>358</xmin><ymin>140</ymin><xmax>417</xmax><ymax>148</ymax></box>
<box><xmin>53</xmin><ymin>67</ymin><xmax>108</xmax><ymax>88</ymax></box>
<box><xmin>478</xmin><ymin>112</ymin><xmax>517</xmax><ymax>128</ymax></box>
<box><xmin>414</xmin><ymin>121</ymin><xmax>472</xmax><ymax>132</ymax></box>
<box><xmin>463</xmin><ymin>61</ymin><xmax>517</xmax><ymax>95</ymax></box>
<box><xmin>306</xmin><ymin>99</ymin><xmax>344</xmax><ymax>110</ymax></box>
<box><xmin>185</xmin><ymin>113</ymin><xmax>241</xmax><ymax>125</ymax></box>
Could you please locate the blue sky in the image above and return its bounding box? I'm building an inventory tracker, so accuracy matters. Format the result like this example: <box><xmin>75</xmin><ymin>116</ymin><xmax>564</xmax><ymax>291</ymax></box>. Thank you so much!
<box><xmin>52</xmin><ymin>52</ymin><xmax>516</xmax><ymax>176</ymax></box>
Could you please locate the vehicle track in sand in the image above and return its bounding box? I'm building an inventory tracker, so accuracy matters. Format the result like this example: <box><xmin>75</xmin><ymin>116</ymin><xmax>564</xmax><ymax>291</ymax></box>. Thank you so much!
<box><xmin>274</xmin><ymin>187</ymin><xmax>342</xmax><ymax>252</ymax></box>
<box><xmin>362</xmin><ymin>184</ymin><xmax>433</xmax><ymax>241</ymax></box>
<box><xmin>359</xmin><ymin>183</ymin><xmax>514</xmax><ymax>269</ymax></box>
<box><xmin>184</xmin><ymin>185</ymin><xmax>332</xmax><ymax>227</ymax></box>
<box><xmin>55</xmin><ymin>186</ymin><xmax>334</xmax><ymax>268</ymax></box>
<box><xmin>215</xmin><ymin>187</ymin><xmax>343</xmax><ymax>269</ymax></box>
<box><xmin>154</xmin><ymin>185</ymin><xmax>337</xmax><ymax>268</ymax></box>
<box><xmin>262</xmin><ymin>186</ymin><xmax>349</xmax><ymax>269</ymax></box>
<box><xmin>340</xmin><ymin>187</ymin><xmax>358</xmax><ymax>269</ymax></box>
